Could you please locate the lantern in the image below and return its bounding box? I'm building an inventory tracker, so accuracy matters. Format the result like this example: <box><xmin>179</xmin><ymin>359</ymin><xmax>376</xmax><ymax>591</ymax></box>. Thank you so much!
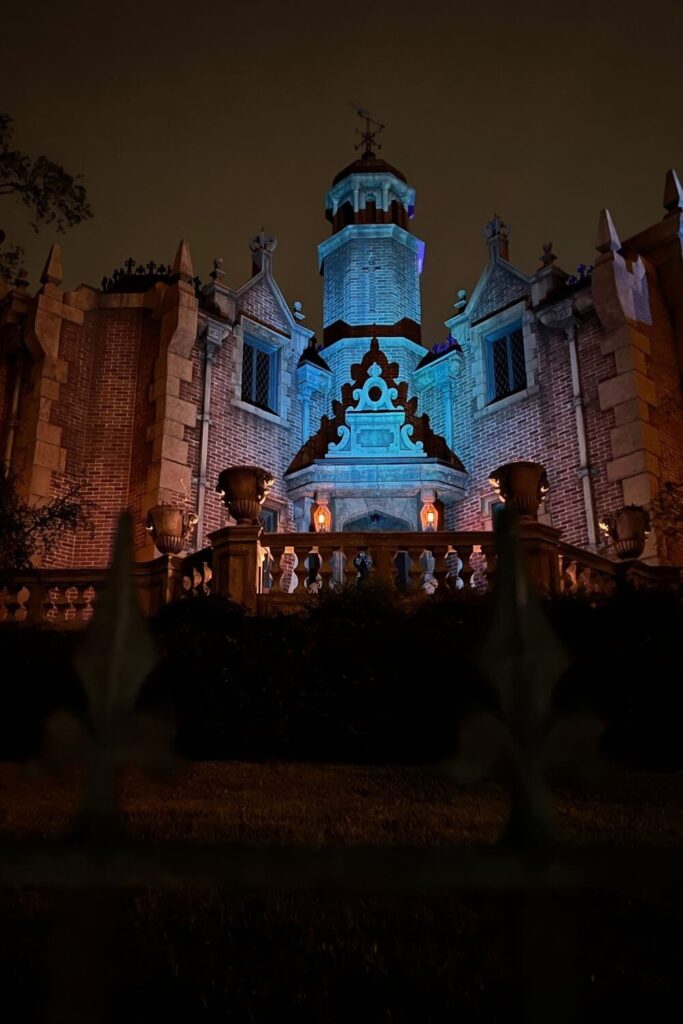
<box><xmin>312</xmin><ymin>501</ymin><xmax>332</xmax><ymax>533</ymax></box>
<box><xmin>420</xmin><ymin>502</ymin><xmax>438</xmax><ymax>532</ymax></box>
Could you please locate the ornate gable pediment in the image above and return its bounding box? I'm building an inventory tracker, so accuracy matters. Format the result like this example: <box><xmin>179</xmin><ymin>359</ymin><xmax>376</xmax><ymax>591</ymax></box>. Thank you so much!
<box><xmin>285</xmin><ymin>338</ymin><xmax>465</xmax><ymax>475</ymax></box>
<box><xmin>327</xmin><ymin>361</ymin><xmax>425</xmax><ymax>458</ymax></box>
<box><xmin>463</xmin><ymin>261</ymin><xmax>530</xmax><ymax>325</ymax></box>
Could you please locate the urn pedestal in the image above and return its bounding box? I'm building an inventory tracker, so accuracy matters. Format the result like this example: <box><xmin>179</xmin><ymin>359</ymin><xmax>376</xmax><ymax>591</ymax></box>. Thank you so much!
<box><xmin>488</xmin><ymin>461</ymin><xmax>549</xmax><ymax>520</ymax></box>
<box><xmin>216</xmin><ymin>466</ymin><xmax>274</xmax><ymax>525</ymax></box>
<box><xmin>601</xmin><ymin>505</ymin><xmax>650</xmax><ymax>560</ymax></box>
<box><xmin>145</xmin><ymin>505</ymin><xmax>198</xmax><ymax>555</ymax></box>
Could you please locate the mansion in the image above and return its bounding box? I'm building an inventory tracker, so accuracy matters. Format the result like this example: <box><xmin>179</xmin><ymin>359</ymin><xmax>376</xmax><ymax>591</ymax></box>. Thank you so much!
<box><xmin>1</xmin><ymin>143</ymin><xmax>683</xmax><ymax>568</ymax></box>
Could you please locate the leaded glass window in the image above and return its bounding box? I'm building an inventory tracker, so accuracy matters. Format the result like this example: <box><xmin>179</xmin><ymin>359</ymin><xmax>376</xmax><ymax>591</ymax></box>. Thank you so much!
<box><xmin>259</xmin><ymin>507</ymin><xmax>278</xmax><ymax>532</ymax></box>
<box><xmin>241</xmin><ymin>337</ymin><xmax>278</xmax><ymax>412</ymax></box>
<box><xmin>485</xmin><ymin>324</ymin><xmax>526</xmax><ymax>402</ymax></box>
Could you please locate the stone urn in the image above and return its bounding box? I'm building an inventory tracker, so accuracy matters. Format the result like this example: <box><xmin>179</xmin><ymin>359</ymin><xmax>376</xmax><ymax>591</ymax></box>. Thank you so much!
<box><xmin>146</xmin><ymin>504</ymin><xmax>199</xmax><ymax>555</ymax></box>
<box><xmin>601</xmin><ymin>505</ymin><xmax>650</xmax><ymax>560</ymax></box>
<box><xmin>216</xmin><ymin>466</ymin><xmax>274</xmax><ymax>525</ymax></box>
<box><xmin>488</xmin><ymin>461</ymin><xmax>549</xmax><ymax>519</ymax></box>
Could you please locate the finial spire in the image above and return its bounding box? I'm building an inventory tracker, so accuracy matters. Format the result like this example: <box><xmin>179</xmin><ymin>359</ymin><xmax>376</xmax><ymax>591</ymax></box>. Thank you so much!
<box><xmin>484</xmin><ymin>213</ymin><xmax>510</xmax><ymax>261</ymax></box>
<box><xmin>249</xmin><ymin>230</ymin><xmax>277</xmax><ymax>275</ymax></box>
<box><xmin>539</xmin><ymin>242</ymin><xmax>557</xmax><ymax>268</ymax></box>
<box><xmin>171</xmin><ymin>239</ymin><xmax>194</xmax><ymax>282</ymax></box>
<box><xmin>40</xmin><ymin>243</ymin><xmax>63</xmax><ymax>287</ymax></box>
<box><xmin>350</xmin><ymin>103</ymin><xmax>385</xmax><ymax>157</ymax></box>
<box><xmin>663</xmin><ymin>168</ymin><xmax>683</xmax><ymax>216</ymax></box>
<box><xmin>596</xmin><ymin>209</ymin><xmax>621</xmax><ymax>254</ymax></box>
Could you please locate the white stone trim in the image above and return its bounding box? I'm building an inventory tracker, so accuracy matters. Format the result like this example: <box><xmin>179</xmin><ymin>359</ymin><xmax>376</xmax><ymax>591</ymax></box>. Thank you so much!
<box><xmin>325</xmin><ymin>172</ymin><xmax>415</xmax><ymax>216</ymax></box>
<box><xmin>231</xmin><ymin>315</ymin><xmax>294</xmax><ymax>426</ymax></box>
<box><xmin>445</xmin><ymin>255</ymin><xmax>530</xmax><ymax>334</ymax></box>
<box><xmin>473</xmin><ymin>384</ymin><xmax>540</xmax><ymax>419</ymax></box>
<box><xmin>317</xmin><ymin>223</ymin><xmax>425</xmax><ymax>272</ymax></box>
<box><xmin>468</xmin><ymin>300</ymin><xmax>539</xmax><ymax>413</ymax></box>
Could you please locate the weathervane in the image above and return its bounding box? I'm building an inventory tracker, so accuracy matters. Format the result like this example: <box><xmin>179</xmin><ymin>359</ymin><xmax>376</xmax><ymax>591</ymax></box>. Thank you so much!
<box><xmin>350</xmin><ymin>103</ymin><xmax>385</xmax><ymax>157</ymax></box>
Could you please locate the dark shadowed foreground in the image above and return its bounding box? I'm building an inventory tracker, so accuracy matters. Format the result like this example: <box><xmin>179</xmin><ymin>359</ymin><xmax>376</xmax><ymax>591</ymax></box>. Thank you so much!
<box><xmin>0</xmin><ymin>762</ymin><xmax>682</xmax><ymax>1023</ymax></box>
<box><xmin>1</xmin><ymin>762</ymin><xmax>683</xmax><ymax>847</ymax></box>
<box><xmin>1</xmin><ymin>517</ymin><xmax>681</xmax><ymax>1021</ymax></box>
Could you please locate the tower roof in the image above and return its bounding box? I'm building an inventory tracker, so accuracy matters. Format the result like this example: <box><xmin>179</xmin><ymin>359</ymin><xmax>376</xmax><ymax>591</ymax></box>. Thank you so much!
<box><xmin>331</xmin><ymin>151</ymin><xmax>407</xmax><ymax>186</ymax></box>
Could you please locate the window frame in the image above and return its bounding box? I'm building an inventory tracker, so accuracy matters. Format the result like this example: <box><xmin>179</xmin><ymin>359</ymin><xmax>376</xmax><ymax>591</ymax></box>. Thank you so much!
<box><xmin>259</xmin><ymin>506</ymin><xmax>279</xmax><ymax>533</ymax></box>
<box><xmin>484</xmin><ymin>320</ymin><xmax>526</xmax><ymax>404</ymax></box>
<box><xmin>241</xmin><ymin>334</ymin><xmax>279</xmax><ymax>414</ymax></box>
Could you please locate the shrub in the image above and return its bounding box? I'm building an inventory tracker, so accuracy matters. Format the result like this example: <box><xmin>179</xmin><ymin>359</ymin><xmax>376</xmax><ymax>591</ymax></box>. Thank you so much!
<box><xmin>1</xmin><ymin>587</ymin><xmax>681</xmax><ymax>768</ymax></box>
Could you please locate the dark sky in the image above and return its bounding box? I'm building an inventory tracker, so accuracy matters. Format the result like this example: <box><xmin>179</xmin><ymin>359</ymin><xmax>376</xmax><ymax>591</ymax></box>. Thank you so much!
<box><xmin>2</xmin><ymin>0</ymin><xmax>683</xmax><ymax>346</ymax></box>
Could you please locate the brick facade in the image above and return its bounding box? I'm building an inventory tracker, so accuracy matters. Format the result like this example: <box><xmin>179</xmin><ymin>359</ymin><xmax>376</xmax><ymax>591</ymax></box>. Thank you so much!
<box><xmin>1</xmin><ymin>167</ymin><xmax>682</xmax><ymax>568</ymax></box>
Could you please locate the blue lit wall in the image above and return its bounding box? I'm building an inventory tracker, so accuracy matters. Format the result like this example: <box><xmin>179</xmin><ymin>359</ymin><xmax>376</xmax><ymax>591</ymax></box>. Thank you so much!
<box><xmin>318</xmin><ymin>224</ymin><xmax>424</xmax><ymax>329</ymax></box>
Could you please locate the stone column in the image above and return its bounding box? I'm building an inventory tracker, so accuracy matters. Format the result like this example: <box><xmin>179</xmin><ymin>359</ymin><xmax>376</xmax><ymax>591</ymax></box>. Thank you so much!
<box><xmin>140</xmin><ymin>240</ymin><xmax>199</xmax><ymax>559</ymax></box>
<box><xmin>14</xmin><ymin>246</ymin><xmax>84</xmax><ymax>505</ymax></box>
<box><xmin>209</xmin><ymin>525</ymin><xmax>261</xmax><ymax>613</ymax></box>
<box><xmin>592</xmin><ymin>209</ymin><xmax>662</xmax><ymax>561</ymax></box>
<box><xmin>518</xmin><ymin>521</ymin><xmax>563</xmax><ymax>597</ymax></box>
<box><xmin>131</xmin><ymin>554</ymin><xmax>185</xmax><ymax>617</ymax></box>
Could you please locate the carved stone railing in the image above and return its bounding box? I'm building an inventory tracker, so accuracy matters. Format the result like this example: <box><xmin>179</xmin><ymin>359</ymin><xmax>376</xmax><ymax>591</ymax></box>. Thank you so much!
<box><xmin>179</xmin><ymin>547</ymin><xmax>214</xmax><ymax>599</ymax></box>
<box><xmin>0</xmin><ymin>555</ymin><xmax>186</xmax><ymax>629</ymax></box>
<box><xmin>558</xmin><ymin>541</ymin><xmax>682</xmax><ymax>598</ymax></box>
<box><xmin>258</xmin><ymin>531</ymin><xmax>497</xmax><ymax>605</ymax></box>
<box><xmin>1</xmin><ymin>530</ymin><xmax>678</xmax><ymax>628</ymax></box>
<box><xmin>0</xmin><ymin>569</ymin><xmax>107</xmax><ymax>628</ymax></box>
<box><xmin>558</xmin><ymin>543</ymin><xmax>620</xmax><ymax>597</ymax></box>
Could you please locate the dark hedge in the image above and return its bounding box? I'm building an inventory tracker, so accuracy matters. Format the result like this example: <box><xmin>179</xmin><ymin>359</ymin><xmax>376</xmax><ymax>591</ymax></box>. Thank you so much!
<box><xmin>0</xmin><ymin>586</ymin><xmax>681</xmax><ymax>767</ymax></box>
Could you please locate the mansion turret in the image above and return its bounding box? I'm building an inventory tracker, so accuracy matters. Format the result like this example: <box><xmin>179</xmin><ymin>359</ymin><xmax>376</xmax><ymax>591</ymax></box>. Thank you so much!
<box><xmin>2</xmin><ymin>145</ymin><xmax>683</xmax><ymax>566</ymax></box>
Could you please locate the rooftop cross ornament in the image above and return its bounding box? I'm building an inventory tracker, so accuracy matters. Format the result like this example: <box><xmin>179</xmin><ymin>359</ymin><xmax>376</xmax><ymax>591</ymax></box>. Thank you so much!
<box><xmin>350</xmin><ymin>103</ymin><xmax>385</xmax><ymax>156</ymax></box>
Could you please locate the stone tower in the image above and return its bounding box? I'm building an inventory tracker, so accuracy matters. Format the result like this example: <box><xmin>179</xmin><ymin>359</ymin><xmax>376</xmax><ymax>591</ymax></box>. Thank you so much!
<box><xmin>319</xmin><ymin>145</ymin><xmax>423</xmax><ymax>350</ymax></box>
<box><xmin>285</xmin><ymin>140</ymin><xmax>468</xmax><ymax>531</ymax></box>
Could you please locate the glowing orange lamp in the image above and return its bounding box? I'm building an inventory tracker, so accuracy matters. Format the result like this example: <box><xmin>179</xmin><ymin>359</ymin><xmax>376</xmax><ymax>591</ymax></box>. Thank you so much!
<box><xmin>420</xmin><ymin>502</ymin><xmax>438</xmax><ymax>532</ymax></box>
<box><xmin>313</xmin><ymin>503</ymin><xmax>331</xmax><ymax>532</ymax></box>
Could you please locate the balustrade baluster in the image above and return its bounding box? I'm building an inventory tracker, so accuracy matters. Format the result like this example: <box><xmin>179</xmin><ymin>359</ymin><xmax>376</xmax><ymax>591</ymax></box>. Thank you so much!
<box><xmin>15</xmin><ymin>584</ymin><xmax>33</xmax><ymax>623</ymax></box>
<box><xmin>419</xmin><ymin>545</ymin><xmax>440</xmax><ymax>595</ymax></box>
<box><xmin>406</xmin><ymin>547</ymin><xmax>425</xmax><ymax>591</ymax></box>
<box><xmin>480</xmin><ymin>541</ymin><xmax>497</xmax><ymax>591</ymax></box>
<box><xmin>373</xmin><ymin>539</ymin><xmax>396</xmax><ymax>589</ymax></box>
<box><xmin>64</xmin><ymin>586</ymin><xmax>78</xmax><ymax>622</ymax></box>
<box><xmin>429</xmin><ymin>542</ymin><xmax>449</xmax><ymax>593</ymax></box>
<box><xmin>329</xmin><ymin>546</ymin><xmax>348</xmax><ymax>590</ymax></box>
<box><xmin>344</xmin><ymin>546</ymin><xmax>361</xmax><ymax>587</ymax></box>
<box><xmin>393</xmin><ymin>548</ymin><xmax>409</xmax><ymax>589</ymax></box>
<box><xmin>81</xmin><ymin>585</ymin><xmax>96</xmax><ymax>623</ymax></box>
<box><xmin>459</xmin><ymin>546</ymin><xmax>475</xmax><ymax>589</ymax></box>
<box><xmin>279</xmin><ymin>546</ymin><xmax>300</xmax><ymax>594</ymax></box>
<box><xmin>443</xmin><ymin>545</ymin><xmax>464</xmax><ymax>592</ymax></box>
<box><xmin>317</xmin><ymin>540</ymin><xmax>334</xmax><ymax>591</ymax></box>
<box><xmin>268</xmin><ymin>545</ymin><xmax>284</xmax><ymax>594</ymax></box>
<box><xmin>469</xmin><ymin>544</ymin><xmax>488</xmax><ymax>592</ymax></box>
<box><xmin>297</xmin><ymin>544</ymin><xmax>319</xmax><ymax>595</ymax></box>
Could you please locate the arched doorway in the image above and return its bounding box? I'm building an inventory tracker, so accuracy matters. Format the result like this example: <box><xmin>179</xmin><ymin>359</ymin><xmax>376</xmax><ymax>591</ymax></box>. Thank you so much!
<box><xmin>342</xmin><ymin>509</ymin><xmax>412</xmax><ymax>532</ymax></box>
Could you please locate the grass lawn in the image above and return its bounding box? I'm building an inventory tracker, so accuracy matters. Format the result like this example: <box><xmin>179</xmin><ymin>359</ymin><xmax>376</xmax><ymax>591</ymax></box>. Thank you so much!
<box><xmin>1</xmin><ymin>760</ymin><xmax>683</xmax><ymax>846</ymax></box>
<box><xmin>0</xmin><ymin>762</ymin><xmax>682</xmax><ymax>1022</ymax></box>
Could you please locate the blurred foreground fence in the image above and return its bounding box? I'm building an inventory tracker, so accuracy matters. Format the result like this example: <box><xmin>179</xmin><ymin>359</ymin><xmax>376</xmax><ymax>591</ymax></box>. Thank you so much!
<box><xmin>0</xmin><ymin>511</ymin><xmax>681</xmax><ymax>1020</ymax></box>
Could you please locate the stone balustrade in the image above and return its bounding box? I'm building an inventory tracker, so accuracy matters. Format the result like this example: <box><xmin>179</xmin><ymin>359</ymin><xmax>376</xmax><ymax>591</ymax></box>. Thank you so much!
<box><xmin>259</xmin><ymin>529</ymin><xmax>495</xmax><ymax>595</ymax></box>
<box><xmin>559</xmin><ymin>542</ymin><xmax>620</xmax><ymax>597</ymax></box>
<box><xmin>0</xmin><ymin>569</ymin><xmax>107</xmax><ymax>628</ymax></box>
<box><xmin>0</xmin><ymin>555</ymin><xmax>185</xmax><ymax>629</ymax></box>
<box><xmin>558</xmin><ymin>541</ymin><xmax>681</xmax><ymax>597</ymax></box>
<box><xmin>0</xmin><ymin>527</ymin><xmax>679</xmax><ymax>629</ymax></box>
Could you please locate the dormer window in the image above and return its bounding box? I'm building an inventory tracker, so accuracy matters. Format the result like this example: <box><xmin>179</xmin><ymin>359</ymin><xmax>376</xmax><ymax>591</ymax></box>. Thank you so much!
<box><xmin>485</xmin><ymin>322</ymin><xmax>526</xmax><ymax>402</ymax></box>
<box><xmin>241</xmin><ymin>335</ymin><xmax>278</xmax><ymax>413</ymax></box>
